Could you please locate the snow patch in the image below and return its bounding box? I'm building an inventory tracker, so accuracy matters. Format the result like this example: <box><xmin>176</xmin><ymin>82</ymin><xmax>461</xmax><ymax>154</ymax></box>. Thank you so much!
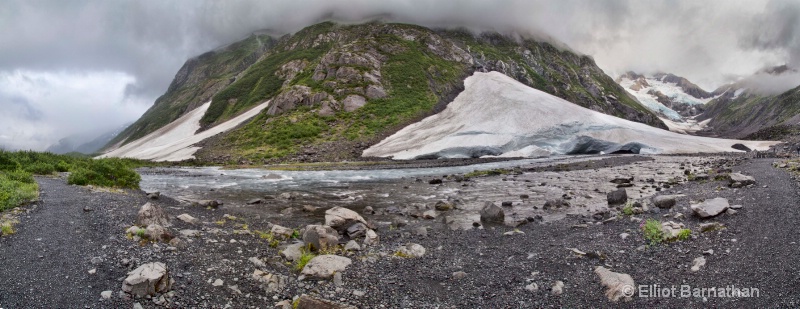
<box><xmin>362</xmin><ymin>72</ymin><xmax>777</xmax><ymax>160</ymax></box>
<box><xmin>99</xmin><ymin>101</ymin><xmax>270</xmax><ymax>161</ymax></box>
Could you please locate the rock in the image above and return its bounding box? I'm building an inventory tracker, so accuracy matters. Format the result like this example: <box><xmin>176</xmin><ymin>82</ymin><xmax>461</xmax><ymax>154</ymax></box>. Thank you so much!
<box><xmin>271</xmin><ymin>224</ymin><xmax>295</xmax><ymax>238</ymax></box>
<box><xmin>396</xmin><ymin>243</ymin><xmax>426</xmax><ymax>258</ymax></box>
<box><xmin>136</xmin><ymin>203</ymin><xmax>170</xmax><ymax>227</ymax></box>
<box><xmin>295</xmin><ymin>294</ymin><xmax>357</xmax><ymax>309</ymax></box>
<box><xmin>730</xmin><ymin>204</ymin><xmax>743</xmax><ymax>210</ymax></box>
<box><xmin>252</xmin><ymin>270</ymin><xmax>287</xmax><ymax>293</ymax></box>
<box><xmin>275</xmin><ymin>300</ymin><xmax>292</xmax><ymax>309</ymax></box>
<box><xmin>434</xmin><ymin>200</ymin><xmax>454</xmax><ymax>211</ymax></box>
<box><xmin>610</xmin><ymin>177</ymin><xmax>633</xmax><ymax>184</ymax></box>
<box><xmin>726</xmin><ymin>208</ymin><xmax>738</xmax><ymax>215</ymax></box>
<box><xmin>333</xmin><ymin>272</ymin><xmax>343</xmax><ymax>286</ymax></box>
<box><xmin>428</xmin><ymin>178</ymin><xmax>443</xmax><ymax>185</ymax></box>
<box><xmin>212</xmin><ymin>279</ymin><xmax>223</xmax><ymax>287</ymax></box>
<box><xmin>325</xmin><ymin>207</ymin><xmax>367</xmax><ymax>232</ymax></box>
<box><xmin>144</xmin><ymin>224</ymin><xmax>171</xmax><ymax>242</ymax></box>
<box><xmin>281</xmin><ymin>242</ymin><xmax>305</xmax><ymax>261</ymax></box>
<box><xmin>249</xmin><ymin>257</ymin><xmax>266</xmax><ymax>268</ymax></box>
<box><xmin>363</xmin><ymin>229</ymin><xmax>379</xmax><ymax>246</ymax></box>
<box><xmin>660</xmin><ymin>221</ymin><xmax>686</xmax><ymax>240</ymax></box>
<box><xmin>606</xmin><ymin>189</ymin><xmax>628</xmax><ymax>206</ymax></box>
<box><xmin>303</xmin><ymin>205</ymin><xmax>319</xmax><ymax>212</ymax></box>
<box><xmin>620</xmin><ymin>233</ymin><xmax>630</xmax><ymax>240</ymax></box>
<box><xmin>653</xmin><ymin>195</ymin><xmax>677</xmax><ymax>209</ymax></box>
<box><xmin>365</xmin><ymin>84</ymin><xmax>387</xmax><ymax>99</ymax></box>
<box><xmin>192</xmin><ymin>200</ymin><xmax>222</xmax><ymax>208</ymax></box>
<box><xmin>452</xmin><ymin>271</ymin><xmax>468</xmax><ymax>280</ymax></box>
<box><xmin>703</xmin><ymin>249</ymin><xmax>715</xmax><ymax>255</ymax></box>
<box><xmin>413</xmin><ymin>226</ymin><xmax>428</xmax><ymax>237</ymax></box>
<box><xmin>341</xmin><ymin>95</ymin><xmax>367</xmax><ymax>112</ymax></box>
<box><xmin>543</xmin><ymin>198</ymin><xmax>569</xmax><ymax>209</ymax></box>
<box><xmin>594</xmin><ymin>266</ymin><xmax>635</xmax><ymax>302</ymax></box>
<box><xmin>346</xmin><ymin>223</ymin><xmax>367</xmax><ymax>239</ymax></box>
<box><xmin>352</xmin><ymin>290</ymin><xmax>366</xmax><ymax>297</ymax></box>
<box><xmin>301</xmin><ymin>255</ymin><xmax>352</xmax><ymax>279</ymax></box>
<box><xmin>176</xmin><ymin>213</ymin><xmax>199</xmax><ymax>225</ymax></box>
<box><xmin>551</xmin><ymin>281</ymin><xmax>565</xmax><ymax>296</ymax></box>
<box><xmin>501</xmin><ymin>201</ymin><xmax>513</xmax><ymax>207</ymax></box>
<box><xmin>525</xmin><ymin>283</ymin><xmax>539</xmax><ymax>292</ymax></box>
<box><xmin>303</xmin><ymin>225</ymin><xmax>340</xmax><ymax>251</ymax></box>
<box><xmin>362</xmin><ymin>206</ymin><xmax>374</xmax><ymax>215</ymax></box>
<box><xmin>133</xmin><ymin>303</ymin><xmax>143</xmax><ymax>309</ymax></box>
<box><xmin>277</xmin><ymin>192</ymin><xmax>296</xmax><ymax>200</ymax></box>
<box><xmin>699</xmin><ymin>222</ymin><xmax>725</xmax><ymax>232</ymax></box>
<box><xmin>480</xmin><ymin>202</ymin><xmax>505</xmax><ymax>224</ymax></box>
<box><xmin>179</xmin><ymin>229</ymin><xmax>201</xmax><ymax>238</ymax></box>
<box><xmin>247</xmin><ymin>198</ymin><xmax>263</xmax><ymax>205</ymax></box>
<box><xmin>422</xmin><ymin>210</ymin><xmax>438</xmax><ymax>219</ymax></box>
<box><xmin>344</xmin><ymin>240</ymin><xmax>361</xmax><ymax>251</ymax></box>
<box><xmin>100</xmin><ymin>290</ymin><xmax>112</xmax><ymax>300</ymax></box>
<box><xmin>691</xmin><ymin>257</ymin><xmax>706</xmax><ymax>272</ymax></box>
<box><xmin>729</xmin><ymin>173</ymin><xmax>755</xmax><ymax>186</ymax></box>
<box><xmin>691</xmin><ymin>198</ymin><xmax>730</xmax><ymax>218</ymax></box>
<box><xmin>147</xmin><ymin>191</ymin><xmax>160</xmax><ymax>199</ymax></box>
<box><xmin>122</xmin><ymin>262</ymin><xmax>172</xmax><ymax>297</ymax></box>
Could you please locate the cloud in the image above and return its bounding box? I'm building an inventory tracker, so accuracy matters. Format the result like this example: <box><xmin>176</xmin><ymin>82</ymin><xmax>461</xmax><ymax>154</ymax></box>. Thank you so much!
<box><xmin>1</xmin><ymin>0</ymin><xmax>799</xmax><ymax>150</ymax></box>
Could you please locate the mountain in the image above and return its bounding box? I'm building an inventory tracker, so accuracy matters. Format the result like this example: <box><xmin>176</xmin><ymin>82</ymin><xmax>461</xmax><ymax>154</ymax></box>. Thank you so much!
<box><xmin>616</xmin><ymin>72</ymin><xmax>713</xmax><ymax>121</ymax></box>
<box><xmin>102</xmin><ymin>21</ymin><xmax>666</xmax><ymax>163</ymax></box>
<box><xmin>47</xmin><ymin>123</ymin><xmax>130</xmax><ymax>154</ymax></box>
<box><xmin>697</xmin><ymin>66</ymin><xmax>800</xmax><ymax>139</ymax></box>
<box><xmin>364</xmin><ymin>72</ymin><xmax>774</xmax><ymax>159</ymax></box>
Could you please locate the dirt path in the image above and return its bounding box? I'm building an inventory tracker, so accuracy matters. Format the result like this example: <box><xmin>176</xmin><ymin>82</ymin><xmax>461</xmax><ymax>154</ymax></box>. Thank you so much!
<box><xmin>0</xmin><ymin>177</ymin><xmax>149</xmax><ymax>308</ymax></box>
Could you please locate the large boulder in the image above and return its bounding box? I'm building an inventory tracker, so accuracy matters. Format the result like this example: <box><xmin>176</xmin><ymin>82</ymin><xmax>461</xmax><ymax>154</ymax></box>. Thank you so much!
<box><xmin>281</xmin><ymin>242</ymin><xmax>305</xmax><ymax>262</ymax></box>
<box><xmin>594</xmin><ymin>266</ymin><xmax>635</xmax><ymax>302</ymax></box>
<box><xmin>479</xmin><ymin>202</ymin><xmax>505</xmax><ymax>223</ymax></box>
<box><xmin>606</xmin><ymin>189</ymin><xmax>628</xmax><ymax>206</ymax></box>
<box><xmin>301</xmin><ymin>255</ymin><xmax>352</xmax><ymax>279</ymax></box>
<box><xmin>136</xmin><ymin>203</ymin><xmax>170</xmax><ymax>227</ymax></box>
<box><xmin>325</xmin><ymin>207</ymin><xmax>367</xmax><ymax>232</ymax></box>
<box><xmin>652</xmin><ymin>195</ymin><xmax>677</xmax><ymax>209</ymax></box>
<box><xmin>303</xmin><ymin>225</ymin><xmax>339</xmax><ymax>251</ymax></box>
<box><xmin>691</xmin><ymin>198</ymin><xmax>729</xmax><ymax>218</ymax></box>
<box><xmin>271</xmin><ymin>224</ymin><xmax>295</xmax><ymax>238</ymax></box>
<box><xmin>122</xmin><ymin>262</ymin><xmax>172</xmax><ymax>297</ymax></box>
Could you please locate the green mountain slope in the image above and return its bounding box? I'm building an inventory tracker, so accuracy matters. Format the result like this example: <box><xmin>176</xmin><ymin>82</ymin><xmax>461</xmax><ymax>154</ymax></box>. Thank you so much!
<box><xmin>107</xmin><ymin>21</ymin><xmax>665</xmax><ymax>163</ymax></box>
<box><xmin>698</xmin><ymin>84</ymin><xmax>800</xmax><ymax>138</ymax></box>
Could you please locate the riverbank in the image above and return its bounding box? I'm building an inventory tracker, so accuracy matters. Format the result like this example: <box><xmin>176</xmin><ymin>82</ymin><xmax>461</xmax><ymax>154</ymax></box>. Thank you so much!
<box><xmin>1</xmin><ymin>155</ymin><xmax>798</xmax><ymax>308</ymax></box>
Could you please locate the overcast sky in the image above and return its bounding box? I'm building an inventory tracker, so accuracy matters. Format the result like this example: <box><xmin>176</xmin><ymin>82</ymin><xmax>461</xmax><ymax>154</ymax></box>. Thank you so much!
<box><xmin>1</xmin><ymin>0</ymin><xmax>799</xmax><ymax>150</ymax></box>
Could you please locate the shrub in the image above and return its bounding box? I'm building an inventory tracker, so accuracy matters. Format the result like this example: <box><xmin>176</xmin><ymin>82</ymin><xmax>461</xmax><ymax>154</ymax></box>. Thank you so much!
<box><xmin>55</xmin><ymin>161</ymin><xmax>71</xmax><ymax>172</ymax></box>
<box><xmin>0</xmin><ymin>171</ymin><xmax>39</xmax><ymax>211</ymax></box>
<box><xmin>641</xmin><ymin>219</ymin><xmax>665</xmax><ymax>245</ymax></box>
<box><xmin>24</xmin><ymin>162</ymin><xmax>55</xmax><ymax>175</ymax></box>
<box><xmin>676</xmin><ymin>229</ymin><xmax>691</xmax><ymax>241</ymax></box>
<box><xmin>0</xmin><ymin>152</ymin><xmax>20</xmax><ymax>172</ymax></box>
<box><xmin>68</xmin><ymin>158</ymin><xmax>140</xmax><ymax>189</ymax></box>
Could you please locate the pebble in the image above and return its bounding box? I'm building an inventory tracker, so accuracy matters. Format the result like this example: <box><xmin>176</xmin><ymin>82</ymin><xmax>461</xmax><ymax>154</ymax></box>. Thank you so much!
<box><xmin>353</xmin><ymin>290</ymin><xmax>366</xmax><ymax>297</ymax></box>
<box><xmin>212</xmin><ymin>279</ymin><xmax>224</xmax><ymax>287</ymax></box>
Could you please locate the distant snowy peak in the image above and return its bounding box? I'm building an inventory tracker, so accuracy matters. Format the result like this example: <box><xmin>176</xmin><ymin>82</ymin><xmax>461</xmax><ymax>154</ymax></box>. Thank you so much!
<box><xmin>616</xmin><ymin>72</ymin><xmax>713</xmax><ymax>121</ymax></box>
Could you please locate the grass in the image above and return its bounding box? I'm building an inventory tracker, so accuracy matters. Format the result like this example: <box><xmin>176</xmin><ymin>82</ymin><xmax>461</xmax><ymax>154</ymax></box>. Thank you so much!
<box><xmin>294</xmin><ymin>250</ymin><xmax>317</xmax><ymax>271</ymax></box>
<box><xmin>675</xmin><ymin>228</ymin><xmax>691</xmax><ymax>241</ymax></box>
<box><xmin>622</xmin><ymin>202</ymin><xmax>635</xmax><ymax>216</ymax></box>
<box><xmin>255</xmin><ymin>230</ymin><xmax>280</xmax><ymax>247</ymax></box>
<box><xmin>1</xmin><ymin>220</ymin><xmax>16</xmax><ymax>236</ymax></box>
<box><xmin>641</xmin><ymin>219</ymin><xmax>665</xmax><ymax>246</ymax></box>
<box><xmin>464</xmin><ymin>169</ymin><xmax>509</xmax><ymax>178</ymax></box>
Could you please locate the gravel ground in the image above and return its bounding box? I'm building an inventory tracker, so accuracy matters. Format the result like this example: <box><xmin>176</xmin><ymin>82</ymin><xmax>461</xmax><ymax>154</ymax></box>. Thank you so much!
<box><xmin>0</xmin><ymin>157</ymin><xmax>798</xmax><ymax>308</ymax></box>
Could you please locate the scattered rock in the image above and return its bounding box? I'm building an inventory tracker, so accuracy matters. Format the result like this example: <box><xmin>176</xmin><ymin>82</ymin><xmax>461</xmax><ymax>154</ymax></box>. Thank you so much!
<box><xmin>413</xmin><ymin>226</ymin><xmax>428</xmax><ymax>237</ymax></box>
<box><xmin>691</xmin><ymin>257</ymin><xmax>706</xmax><ymax>272</ymax></box>
<box><xmin>620</xmin><ymin>233</ymin><xmax>630</xmax><ymax>240</ymax></box>
<box><xmin>252</xmin><ymin>270</ymin><xmax>287</xmax><ymax>293</ymax></box>
<box><xmin>146</xmin><ymin>191</ymin><xmax>160</xmax><ymax>199</ymax></box>
<box><xmin>192</xmin><ymin>200</ymin><xmax>222</xmax><ymax>208</ymax></box>
<box><xmin>346</xmin><ymin>223</ymin><xmax>367</xmax><ymax>239</ymax></box>
<box><xmin>551</xmin><ymin>281</ymin><xmax>565</xmax><ymax>296</ymax></box>
<box><xmin>607</xmin><ymin>189</ymin><xmax>628</xmax><ymax>206</ymax></box>
<box><xmin>100</xmin><ymin>290</ymin><xmax>112</xmax><ymax>300</ymax></box>
<box><xmin>301</xmin><ymin>255</ymin><xmax>352</xmax><ymax>279</ymax></box>
<box><xmin>595</xmin><ymin>266</ymin><xmax>635</xmax><ymax>302</ymax></box>
<box><xmin>325</xmin><ymin>207</ymin><xmax>368</xmax><ymax>232</ymax></box>
<box><xmin>434</xmin><ymin>200</ymin><xmax>455</xmax><ymax>211</ymax></box>
<box><xmin>396</xmin><ymin>243</ymin><xmax>426</xmax><ymax>258</ymax></box>
<box><xmin>136</xmin><ymin>203</ymin><xmax>171</xmax><ymax>227</ymax></box>
<box><xmin>610</xmin><ymin>176</ymin><xmax>633</xmax><ymax>184</ymax></box>
<box><xmin>144</xmin><ymin>224</ymin><xmax>171</xmax><ymax>242</ymax></box>
<box><xmin>543</xmin><ymin>198</ymin><xmax>570</xmax><ymax>209</ymax></box>
<box><xmin>525</xmin><ymin>283</ymin><xmax>539</xmax><ymax>292</ymax></box>
<box><xmin>479</xmin><ymin>202</ymin><xmax>505</xmax><ymax>223</ymax></box>
<box><xmin>303</xmin><ymin>225</ymin><xmax>340</xmax><ymax>251</ymax></box>
<box><xmin>362</xmin><ymin>206</ymin><xmax>374</xmax><ymax>215</ymax></box>
<box><xmin>699</xmin><ymin>222</ymin><xmax>725</xmax><ymax>232</ymax></box>
<box><xmin>295</xmin><ymin>294</ymin><xmax>357</xmax><ymax>309</ymax></box>
<box><xmin>179</xmin><ymin>229</ymin><xmax>201</xmax><ymax>238</ymax></box>
<box><xmin>452</xmin><ymin>271</ymin><xmax>467</xmax><ymax>280</ymax></box>
<box><xmin>344</xmin><ymin>240</ymin><xmax>361</xmax><ymax>251</ymax></box>
<box><xmin>729</xmin><ymin>173</ymin><xmax>755</xmax><ymax>186</ymax></box>
<box><xmin>501</xmin><ymin>201</ymin><xmax>513</xmax><ymax>207</ymax></box>
<box><xmin>660</xmin><ymin>221</ymin><xmax>686</xmax><ymax>240</ymax></box>
<box><xmin>703</xmin><ymin>249</ymin><xmax>715</xmax><ymax>255</ymax></box>
<box><xmin>176</xmin><ymin>214</ymin><xmax>199</xmax><ymax>225</ymax></box>
<box><xmin>249</xmin><ymin>257</ymin><xmax>266</xmax><ymax>268</ymax></box>
<box><xmin>652</xmin><ymin>195</ymin><xmax>677</xmax><ymax>209</ymax></box>
<box><xmin>303</xmin><ymin>205</ymin><xmax>319</xmax><ymax>212</ymax></box>
<box><xmin>691</xmin><ymin>198</ymin><xmax>730</xmax><ymax>218</ymax></box>
<box><xmin>429</xmin><ymin>178</ymin><xmax>443</xmax><ymax>185</ymax></box>
<box><xmin>363</xmin><ymin>229</ymin><xmax>379</xmax><ymax>246</ymax></box>
<box><xmin>422</xmin><ymin>210</ymin><xmax>438</xmax><ymax>219</ymax></box>
<box><xmin>281</xmin><ymin>242</ymin><xmax>305</xmax><ymax>262</ymax></box>
<box><xmin>121</xmin><ymin>262</ymin><xmax>172</xmax><ymax>297</ymax></box>
<box><xmin>271</xmin><ymin>224</ymin><xmax>295</xmax><ymax>238</ymax></box>
<box><xmin>247</xmin><ymin>198</ymin><xmax>263</xmax><ymax>205</ymax></box>
<box><xmin>212</xmin><ymin>279</ymin><xmax>224</xmax><ymax>287</ymax></box>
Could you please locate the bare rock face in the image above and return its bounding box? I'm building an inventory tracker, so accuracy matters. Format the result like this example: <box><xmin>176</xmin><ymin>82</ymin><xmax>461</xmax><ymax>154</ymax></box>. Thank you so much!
<box><xmin>594</xmin><ymin>266</ymin><xmax>635</xmax><ymax>302</ymax></box>
<box><xmin>365</xmin><ymin>85</ymin><xmax>387</xmax><ymax>99</ymax></box>
<box><xmin>691</xmin><ymin>198</ymin><xmax>729</xmax><ymax>218</ymax></box>
<box><xmin>342</xmin><ymin>95</ymin><xmax>367</xmax><ymax>112</ymax></box>
<box><xmin>122</xmin><ymin>262</ymin><xmax>172</xmax><ymax>297</ymax></box>
<box><xmin>301</xmin><ymin>255</ymin><xmax>352</xmax><ymax>279</ymax></box>
<box><xmin>268</xmin><ymin>86</ymin><xmax>333</xmax><ymax>116</ymax></box>
<box><xmin>136</xmin><ymin>203</ymin><xmax>170</xmax><ymax>227</ymax></box>
<box><xmin>276</xmin><ymin>59</ymin><xmax>309</xmax><ymax>86</ymax></box>
<box><xmin>303</xmin><ymin>225</ymin><xmax>340</xmax><ymax>251</ymax></box>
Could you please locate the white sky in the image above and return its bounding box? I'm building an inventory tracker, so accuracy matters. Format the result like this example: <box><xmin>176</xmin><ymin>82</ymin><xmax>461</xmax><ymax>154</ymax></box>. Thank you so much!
<box><xmin>1</xmin><ymin>0</ymin><xmax>798</xmax><ymax>150</ymax></box>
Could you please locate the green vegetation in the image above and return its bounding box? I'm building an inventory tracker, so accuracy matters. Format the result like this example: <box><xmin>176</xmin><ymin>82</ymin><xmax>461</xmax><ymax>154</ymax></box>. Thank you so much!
<box><xmin>641</xmin><ymin>219</ymin><xmax>665</xmax><ymax>246</ymax></box>
<box><xmin>676</xmin><ymin>228</ymin><xmax>691</xmax><ymax>241</ymax></box>
<box><xmin>294</xmin><ymin>250</ymin><xmax>317</xmax><ymax>271</ymax></box>
<box><xmin>0</xmin><ymin>150</ymin><xmax>143</xmax><ymax>212</ymax></box>
<box><xmin>464</xmin><ymin>169</ymin><xmax>509</xmax><ymax>178</ymax></box>
<box><xmin>1</xmin><ymin>220</ymin><xmax>15</xmax><ymax>236</ymax></box>
<box><xmin>622</xmin><ymin>202</ymin><xmax>635</xmax><ymax>216</ymax></box>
